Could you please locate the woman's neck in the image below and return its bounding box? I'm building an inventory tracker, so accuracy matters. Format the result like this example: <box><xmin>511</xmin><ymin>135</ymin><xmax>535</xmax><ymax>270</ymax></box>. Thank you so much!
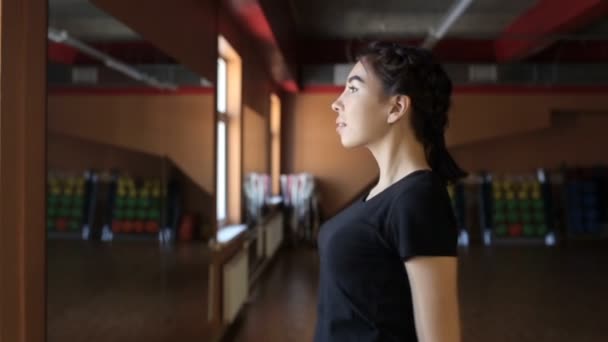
<box><xmin>367</xmin><ymin>129</ymin><xmax>430</xmax><ymax>190</ymax></box>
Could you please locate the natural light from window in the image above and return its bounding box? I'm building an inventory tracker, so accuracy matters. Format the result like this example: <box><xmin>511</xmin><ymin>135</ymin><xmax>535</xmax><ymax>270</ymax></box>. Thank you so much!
<box><xmin>216</xmin><ymin>57</ymin><xmax>227</xmax><ymax>222</ymax></box>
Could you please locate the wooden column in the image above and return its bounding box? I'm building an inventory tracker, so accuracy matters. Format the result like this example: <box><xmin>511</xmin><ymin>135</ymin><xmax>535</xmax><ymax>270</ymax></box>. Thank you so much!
<box><xmin>0</xmin><ymin>0</ymin><xmax>47</xmax><ymax>341</ymax></box>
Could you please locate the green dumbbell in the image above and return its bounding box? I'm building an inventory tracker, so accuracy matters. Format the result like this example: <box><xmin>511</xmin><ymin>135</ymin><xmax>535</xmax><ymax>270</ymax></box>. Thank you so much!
<box><xmin>495</xmin><ymin>224</ymin><xmax>508</xmax><ymax>236</ymax></box>
<box><xmin>60</xmin><ymin>196</ymin><xmax>72</xmax><ymax>207</ymax></box>
<box><xmin>533</xmin><ymin>211</ymin><xmax>545</xmax><ymax>223</ymax></box>
<box><xmin>47</xmin><ymin>207</ymin><xmax>57</xmax><ymax>218</ymax></box>
<box><xmin>47</xmin><ymin>219</ymin><xmax>55</xmax><ymax>230</ymax></box>
<box><xmin>506</xmin><ymin>199</ymin><xmax>518</xmax><ymax>210</ymax></box>
<box><xmin>150</xmin><ymin>198</ymin><xmax>161</xmax><ymax>208</ymax></box>
<box><xmin>114</xmin><ymin>209</ymin><xmax>124</xmax><ymax>220</ymax></box>
<box><xmin>69</xmin><ymin>220</ymin><xmax>80</xmax><ymax>231</ymax></box>
<box><xmin>137</xmin><ymin>209</ymin><xmax>147</xmax><ymax>220</ymax></box>
<box><xmin>48</xmin><ymin>195</ymin><xmax>59</xmax><ymax>207</ymax></box>
<box><xmin>73</xmin><ymin>196</ymin><xmax>84</xmax><ymax>208</ymax></box>
<box><xmin>126</xmin><ymin>209</ymin><xmax>136</xmax><ymax>220</ymax></box>
<box><xmin>494</xmin><ymin>199</ymin><xmax>505</xmax><ymax>210</ymax></box>
<box><xmin>493</xmin><ymin>211</ymin><xmax>506</xmax><ymax>224</ymax></box>
<box><xmin>507</xmin><ymin>211</ymin><xmax>520</xmax><ymax>224</ymax></box>
<box><xmin>135</xmin><ymin>198</ymin><xmax>145</xmax><ymax>208</ymax></box>
<box><xmin>59</xmin><ymin>207</ymin><xmax>70</xmax><ymax>218</ymax></box>
<box><xmin>71</xmin><ymin>208</ymin><xmax>82</xmax><ymax>219</ymax></box>
<box><xmin>148</xmin><ymin>210</ymin><xmax>160</xmax><ymax>220</ymax></box>
<box><xmin>521</xmin><ymin>211</ymin><xmax>532</xmax><ymax>224</ymax></box>
<box><xmin>115</xmin><ymin>197</ymin><xmax>126</xmax><ymax>209</ymax></box>
<box><xmin>523</xmin><ymin>224</ymin><xmax>535</xmax><ymax>237</ymax></box>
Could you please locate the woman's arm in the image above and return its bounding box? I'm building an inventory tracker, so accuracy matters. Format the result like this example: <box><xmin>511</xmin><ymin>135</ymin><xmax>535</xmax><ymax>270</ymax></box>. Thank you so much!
<box><xmin>405</xmin><ymin>256</ymin><xmax>461</xmax><ymax>342</ymax></box>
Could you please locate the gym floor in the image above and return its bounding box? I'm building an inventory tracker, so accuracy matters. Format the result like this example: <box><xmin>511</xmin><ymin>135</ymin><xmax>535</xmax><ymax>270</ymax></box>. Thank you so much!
<box><xmin>223</xmin><ymin>244</ymin><xmax>608</xmax><ymax>342</ymax></box>
<box><xmin>47</xmin><ymin>240</ymin><xmax>216</xmax><ymax>342</ymax></box>
<box><xmin>47</xmin><ymin>241</ymin><xmax>608</xmax><ymax>342</ymax></box>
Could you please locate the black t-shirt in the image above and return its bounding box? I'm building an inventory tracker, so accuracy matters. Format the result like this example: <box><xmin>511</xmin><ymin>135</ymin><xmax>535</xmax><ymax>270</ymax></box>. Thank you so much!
<box><xmin>314</xmin><ymin>169</ymin><xmax>458</xmax><ymax>342</ymax></box>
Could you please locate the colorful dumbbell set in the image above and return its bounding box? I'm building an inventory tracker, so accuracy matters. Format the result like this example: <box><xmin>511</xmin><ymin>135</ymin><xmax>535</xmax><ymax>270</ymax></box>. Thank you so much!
<box><xmin>490</xmin><ymin>179</ymin><xmax>548</xmax><ymax>238</ymax></box>
<box><xmin>111</xmin><ymin>177</ymin><xmax>162</xmax><ymax>235</ymax></box>
<box><xmin>47</xmin><ymin>175</ymin><xmax>87</xmax><ymax>232</ymax></box>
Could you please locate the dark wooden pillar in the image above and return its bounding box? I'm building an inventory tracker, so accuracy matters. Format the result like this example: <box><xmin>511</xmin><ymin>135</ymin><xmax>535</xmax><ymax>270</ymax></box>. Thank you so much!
<box><xmin>0</xmin><ymin>0</ymin><xmax>47</xmax><ymax>341</ymax></box>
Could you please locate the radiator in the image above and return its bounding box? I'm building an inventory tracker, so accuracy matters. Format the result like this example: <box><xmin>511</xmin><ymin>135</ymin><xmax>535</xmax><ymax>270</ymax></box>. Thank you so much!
<box><xmin>264</xmin><ymin>213</ymin><xmax>283</xmax><ymax>259</ymax></box>
<box><xmin>222</xmin><ymin>245</ymin><xmax>249</xmax><ymax>324</ymax></box>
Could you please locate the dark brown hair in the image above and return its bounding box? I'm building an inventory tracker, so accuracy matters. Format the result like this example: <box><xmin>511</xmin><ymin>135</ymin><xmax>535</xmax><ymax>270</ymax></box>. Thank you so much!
<box><xmin>357</xmin><ymin>41</ymin><xmax>467</xmax><ymax>184</ymax></box>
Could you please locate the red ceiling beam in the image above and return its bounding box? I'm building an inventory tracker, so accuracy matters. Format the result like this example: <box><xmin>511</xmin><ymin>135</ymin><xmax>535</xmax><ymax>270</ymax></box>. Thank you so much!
<box><xmin>48</xmin><ymin>41</ymin><xmax>176</xmax><ymax>65</ymax></box>
<box><xmin>48</xmin><ymin>42</ymin><xmax>79</xmax><ymax>64</ymax></box>
<box><xmin>529</xmin><ymin>40</ymin><xmax>608</xmax><ymax>63</ymax></box>
<box><xmin>225</xmin><ymin>0</ymin><xmax>299</xmax><ymax>92</ymax></box>
<box><xmin>257</xmin><ymin>0</ymin><xmax>298</xmax><ymax>74</ymax></box>
<box><xmin>51</xmin><ymin>38</ymin><xmax>608</xmax><ymax>66</ymax></box>
<box><xmin>495</xmin><ymin>0</ymin><xmax>608</xmax><ymax>62</ymax></box>
<box><xmin>48</xmin><ymin>86</ymin><xmax>214</xmax><ymax>96</ymax></box>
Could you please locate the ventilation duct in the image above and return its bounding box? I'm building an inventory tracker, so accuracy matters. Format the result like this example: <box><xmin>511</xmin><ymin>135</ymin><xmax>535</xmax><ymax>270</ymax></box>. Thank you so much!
<box><xmin>421</xmin><ymin>0</ymin><xmax>474</xmax><ymax>49</ymax></box>
<box><xmin>48</xmin><ymin>27</ymin><xmax>178</xmax><ymax>90</ymax></box>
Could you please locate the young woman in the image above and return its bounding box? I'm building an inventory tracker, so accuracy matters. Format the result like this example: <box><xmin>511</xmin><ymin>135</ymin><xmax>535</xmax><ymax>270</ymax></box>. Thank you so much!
<box><xmin>314</xmin><ymin>41</ymin><xmax>466</xmax><ymax>342</ymax></box>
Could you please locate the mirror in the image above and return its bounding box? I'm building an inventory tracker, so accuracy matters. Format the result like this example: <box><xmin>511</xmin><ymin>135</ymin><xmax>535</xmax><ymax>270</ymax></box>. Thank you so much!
<box><xmin>47</xmin><ymin>0</ymin><xmax>218</xmax><ymax>340</ymax></box>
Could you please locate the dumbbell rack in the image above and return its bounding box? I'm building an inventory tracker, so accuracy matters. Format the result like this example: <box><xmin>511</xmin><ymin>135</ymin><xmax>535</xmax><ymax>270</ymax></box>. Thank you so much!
<box><xmin>47</xmin><ymin>171</ymin><xmax>98</xmax><ymax>240</ymax></box>
<box><xmin>479</xmin><ymin>170</ymin><xmax>557</xmax><ymax>246</ymax></box>
<box><xmin>100</xmin><ymin>173</ymin><xmax>167</xmax><ymax>242</ymax></box>
<box><xmin>561</xmin><ymin>166</ymin><xmax>608</xmax><ymax>241</ymax></box>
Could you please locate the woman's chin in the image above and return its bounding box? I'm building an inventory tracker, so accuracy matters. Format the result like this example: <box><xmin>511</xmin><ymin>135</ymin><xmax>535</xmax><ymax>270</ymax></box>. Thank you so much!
<box><xmin>340</xmin><ymin>137</ymin><xmax>360</xmax><ymax>149</ymax></box>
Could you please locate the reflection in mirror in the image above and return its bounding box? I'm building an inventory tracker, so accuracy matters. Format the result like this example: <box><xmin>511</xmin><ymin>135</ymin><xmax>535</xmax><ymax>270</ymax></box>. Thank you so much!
<box><xmin>47</xmin><ymin>0</ymin><xmax>217</xmax><ymax>340</ymax></box>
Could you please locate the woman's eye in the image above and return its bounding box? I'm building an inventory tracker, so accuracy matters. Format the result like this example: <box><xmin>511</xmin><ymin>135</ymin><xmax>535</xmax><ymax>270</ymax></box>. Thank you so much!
<box><xmin>347</xmin><ymin>86</ymin><xmax>358</xmax><ymax>93</ymax></box>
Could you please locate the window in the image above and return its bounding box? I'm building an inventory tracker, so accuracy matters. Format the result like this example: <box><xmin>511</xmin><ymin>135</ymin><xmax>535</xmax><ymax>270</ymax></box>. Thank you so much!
<box><xmin>217</xmin><ymin>35</ymin><xmax>242</xmax><ymax>227</ymax></box>
<box><xmin>217</xmin><ymin>57</ymin><xmax>228</xmax><ymax>222</ymax></box>
<box><xmin>270</xmin><ymin>93</ymin><xmax>281</xmax><ymax>195</ymax></box>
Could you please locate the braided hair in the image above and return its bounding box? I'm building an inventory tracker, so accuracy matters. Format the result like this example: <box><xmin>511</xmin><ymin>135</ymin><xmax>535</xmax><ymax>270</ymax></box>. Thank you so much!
<box><xmin>357</xmin><ymin>41</ymin><xmax>467</xmax><ymax>184</ymax></box>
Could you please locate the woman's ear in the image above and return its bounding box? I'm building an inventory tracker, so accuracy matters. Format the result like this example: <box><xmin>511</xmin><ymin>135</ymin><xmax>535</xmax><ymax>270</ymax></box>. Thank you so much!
<box><xmin>387</xmin><ymin>95</ymin><xmax>411</xmax><ymax>124</ymax></box>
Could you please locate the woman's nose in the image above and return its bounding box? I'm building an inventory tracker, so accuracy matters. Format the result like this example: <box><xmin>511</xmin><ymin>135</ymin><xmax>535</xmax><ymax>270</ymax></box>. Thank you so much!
<box><xmin>331</xmin><ymin>99</ymin><xmax>341</xmax><ymax>113</ymax></box>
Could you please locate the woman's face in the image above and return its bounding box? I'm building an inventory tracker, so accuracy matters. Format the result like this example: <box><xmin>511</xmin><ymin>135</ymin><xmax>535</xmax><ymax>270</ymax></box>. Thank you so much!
<box><xmin>331</xmin><ymin>61</ymin><xmax>393</xmax><ymax>149</ymax></box>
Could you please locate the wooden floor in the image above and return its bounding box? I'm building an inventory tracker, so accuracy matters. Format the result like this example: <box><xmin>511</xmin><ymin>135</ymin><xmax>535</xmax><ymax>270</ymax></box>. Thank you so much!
<box><xmin>48</xmin><ymin>241</ymin><xmax>608</xmax><ymax>342</ymax></box>
<box><xmin>221</xmin><ymin>244</ymin><xmax>320</xmax><ymax>342</ymax></box>
<box><xmin>47</xmin><ymin>240</ymin><xmax>217</xmax><ymax>342</ymax></box>
<box><xmin>223</xmin><ymin>244</ymin><xmax>608</xmax><ymax>342</ymax></box>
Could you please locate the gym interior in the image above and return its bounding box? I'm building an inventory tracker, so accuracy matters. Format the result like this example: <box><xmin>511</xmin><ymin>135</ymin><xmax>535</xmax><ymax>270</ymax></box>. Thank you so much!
<box><xmin>1</xmin><ymin>0</ymin><xmax>608</xmax><ymax>341</ymax></box>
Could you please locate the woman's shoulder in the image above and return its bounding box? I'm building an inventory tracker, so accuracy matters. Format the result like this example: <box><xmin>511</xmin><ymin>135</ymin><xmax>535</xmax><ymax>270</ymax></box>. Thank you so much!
<box><xmin>395</xmin><ymin>170</ymin><xmax>445</xmax><ymax>196</ymax></box>
<box><xmin>390</xmin><ymin>170</ymin><xmax>448</xmax><ymax>210</ymax></box>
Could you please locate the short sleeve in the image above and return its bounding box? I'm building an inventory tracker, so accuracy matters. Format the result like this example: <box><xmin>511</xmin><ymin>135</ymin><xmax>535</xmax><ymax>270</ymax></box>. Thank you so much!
<box><xmin>387</xmin><ymin>181</ymin><xmax>458</xmax><ymax>261</ymax></box>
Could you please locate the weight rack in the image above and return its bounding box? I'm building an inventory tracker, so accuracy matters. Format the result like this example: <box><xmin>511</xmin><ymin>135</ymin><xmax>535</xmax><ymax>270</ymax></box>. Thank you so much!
<box><xmin>478</xmin><ymin>169</ymin><xmax>557</xmax><ymax>246</ymax></box>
